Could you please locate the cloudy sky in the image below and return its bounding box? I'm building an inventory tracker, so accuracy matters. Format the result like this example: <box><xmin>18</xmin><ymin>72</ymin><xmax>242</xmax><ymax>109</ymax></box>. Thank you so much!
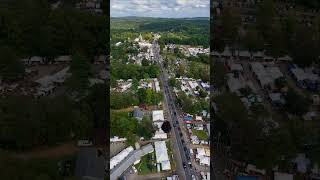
<box><xmin>111</xmin><ymin>0</ymin><xmax>210</xmax><ymax>18</ymax></box>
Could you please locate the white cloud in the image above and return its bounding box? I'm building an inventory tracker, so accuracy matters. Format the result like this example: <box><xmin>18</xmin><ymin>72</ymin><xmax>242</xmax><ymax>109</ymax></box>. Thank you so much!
<box><xmin>111</xmin><ymin>0</ymin><xmax>209</xmax><ymax>17</ymax></box>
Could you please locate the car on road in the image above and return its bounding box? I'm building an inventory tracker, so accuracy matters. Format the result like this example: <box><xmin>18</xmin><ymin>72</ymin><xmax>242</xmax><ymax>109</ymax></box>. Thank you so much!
<box><xmin>188</xmin><ymin>161</ymin><xmax>192</xmax><ymax>168</ymax></box>
<box><xmin>181</xmin><ymin>139</ymin><xmax>184</xmax><ymax>144</ymax></box>
<box><xmin>183</xmin><ymin>162</ymin><xmax>187</xmax><ymax>168</ymax></box>
<box><xmin>184</xmin><ymin>147</ymin><xmax>187</xmax><ymax>151</ymax></box>
<box><xmin>179</xmin><ymin>133</ymin><xmax>183</xmax><ymax>137</ymax></box>
<box><xmin>192</xmin><ymin>174</ymin><xmax>196</xmax><ymax>180</ymax></box>
<box><xmin>176</xmin><ymin>121</ymin><xmax>179</xmax><ymax>124</ymax></box>
<box><xmin>178</xmin><ymin>127</ymin><xmax>181</xmax><ymax>131</ymax></box>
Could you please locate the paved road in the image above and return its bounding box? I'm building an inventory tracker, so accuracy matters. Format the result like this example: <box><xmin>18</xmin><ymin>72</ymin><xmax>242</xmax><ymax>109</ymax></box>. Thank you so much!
<box><xmin>152</xmin><ymin>39</ymin><xmax>195</xmax><ymax>180</ymax></box>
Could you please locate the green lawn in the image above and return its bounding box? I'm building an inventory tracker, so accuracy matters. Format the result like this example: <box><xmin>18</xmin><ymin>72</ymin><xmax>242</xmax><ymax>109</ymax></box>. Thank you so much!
<box><xmin>192</xmin><ymin>129</ymin><xmax>208</xmax><ymax>140</ymax></box>
<box><xmin>166</xmin><ymin>141</ymin><xmax>175</xmax><ymax>170</ymax></box>
<box><xmin>135</xmin><ymin>153</ymin><xmax>156</xmax><ymax>175</ymax></box>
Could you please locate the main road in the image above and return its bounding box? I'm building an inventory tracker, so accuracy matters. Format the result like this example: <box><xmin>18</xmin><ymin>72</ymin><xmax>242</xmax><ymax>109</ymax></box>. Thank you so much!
<box><xmin>152</xmin><ymin>39</ymin><xmax>195</xmax><ymax>180</ymax></box>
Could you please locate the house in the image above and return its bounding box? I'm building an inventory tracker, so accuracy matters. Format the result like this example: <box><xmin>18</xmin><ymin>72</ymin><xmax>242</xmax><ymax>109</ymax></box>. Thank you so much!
<box><xmin>211</xmin><ymin>51</ymin><xmax>221</xmax><ymax>58</ymax></box>
<box><xmin>110</xmin><ymin>136</ymin><xmax>127</xmax><ymax>143</ymax></box>
<box><xmin>252</xmin><ymin>51</ymin><xmax>264</xmax><ymax>60</ymax></box>
<box><xmin>230</xmin><ymin>63</ymin><xmax>244</xmax><ymax>72</ymax></box>
<box><xmin>54</xmin><ymin>55</ymin><xmax>72</xmax><ymax>63</ymax></box>
<box><xmin>277</xmin><ymin>55</ymin><xmax>292</xmax><ymax>62</ymax></box>
<box><xmin>154</xmin><ymin>141</ymin><xmax>171</xmax><ymax>171</ymax></box>
<box><xmin>75</xmin><ymin>147</ymin><xmax>106</xmax><ymax>180</ymax></box>
<box><xmin>116</xmin><ymin>79</ymin><xmax>132</xmax><ymax>92</ymax></box>
<box><xmin>238</xmin><ymin>50</ymin><xmax>251</xmax><ymax>60</ymax></box>
<box><xmin>264</xmin><ymin>55</ymin><xmax>275</xmax><ymax>62</ymax></box>
<box><xmin>195</xmin><ymin>148</ymin><xmax>210</xmax><ymax>166</ymax></box>
<box><xmin>274</xmin><ymin>172</ymin><xmax>293</xmax><ymax>180</ymax></box>
<box><xmin>110</xmin><ymin>144</ymin><xmax>153</xmax><ymax>180</ymax></box>
<box><xmin>133</xmin><ymin>106</ymin><xmax>144</xmax><ymax>121</ymax></box>
<box><xmin>245</xmin><ymin>164</ymin><xmax>266</xmax><ymax>175</ymax></box>
<box><xmin>269</xmin><ymin>93</ymin><xmax>285</xmax><ymax>106</ymax></box>
<box><xmin>152</xmin><ymin>110</ymin><xmax>167</xmax><ymax>139</ymax></box>
<box><xmin>221</xmin><ymin>48</ymin><xmax>232</xmax><ymax>59</ymax></box>
<box><xmin>30</xmin><ymin>56</ymin><xmax>44</xmax><ymax>64</ymax></box>
<box><xmin>110</xmin><ymin>146</ymin><xmax>134</xmax><ymax>170</ymax></box>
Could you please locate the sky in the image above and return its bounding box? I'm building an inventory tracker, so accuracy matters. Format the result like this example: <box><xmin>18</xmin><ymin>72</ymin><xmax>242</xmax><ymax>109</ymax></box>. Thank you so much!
<box><xmin>111</xmin><ymin>0</ymin><xmax>210</xmax><ymax>18</ymax></box>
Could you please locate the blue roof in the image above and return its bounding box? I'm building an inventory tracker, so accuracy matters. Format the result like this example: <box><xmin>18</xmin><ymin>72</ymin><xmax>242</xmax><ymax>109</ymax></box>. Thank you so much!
<box><xmin>236</xmin><ymin>176</ymin><xmax>259</xmax><ymax>180</ymax></box>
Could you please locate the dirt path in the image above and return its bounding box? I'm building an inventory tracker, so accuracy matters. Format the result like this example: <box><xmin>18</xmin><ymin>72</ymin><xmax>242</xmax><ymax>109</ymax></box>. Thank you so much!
<box><xmin>113</xmin><ymin>107</ymin><xmax>134</xmax><ymax>112</ymax></box>
<box><xmin>13</xmin><ymin>142</ymin><xmax>78</xmax><ymax>160</ymax></box>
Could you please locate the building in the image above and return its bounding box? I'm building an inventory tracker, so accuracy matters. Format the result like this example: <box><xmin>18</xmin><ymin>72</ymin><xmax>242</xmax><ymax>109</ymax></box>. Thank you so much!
<box><xmin>110</xmin><ymin>136</ymin><xmax>127</xmax><ymax>143</ymax></box>
<box><xmin>153</xmin><ymin>110</ymin><xmax>164</xmax><ymax>124</ymax></box>
<box><xmin>116</xmin><ymin>79</ymin><xmax>132</xmax><ymax>92</ymax></box>
<box><xmin>154</xmin><ymin>141</ymin><xmax>171</xmax><ymax>171</ymax></box>
<box><xmin>110</xmin><ymin>144</ymin><xmax>154</xmax><ymax>180</ymax></box>
<box><xmin>110</xmin><ymin>146</ymin><xmax>134</xmax><ymax>170</ymax></box>
<box><xmin>274</xmin><ymin>172</ymin><xmax>293</xmax><ymax>180</ymax></box>
<box><xmin>196</xmin><ymin>148</ymin><xmax>210</xmax><ymax>166</ymax></box>
<box><xmin>54</xmin><ymin>55</ymin><xmax>72</xmax><ymax>63</ymax></box>
<box><xmin>75</xmin><ymin>148</ymin><xmax>106</xmax><ymax>180</ymax></box>
<box><xmin>133</xmin><ymin>106</ymin><xmax>144</xmax><ymax>121</ymax></box>
<box><xmin>152</xmin><ymin>110</ymin><xmax>167</xmax><ymax>139</ymax></box>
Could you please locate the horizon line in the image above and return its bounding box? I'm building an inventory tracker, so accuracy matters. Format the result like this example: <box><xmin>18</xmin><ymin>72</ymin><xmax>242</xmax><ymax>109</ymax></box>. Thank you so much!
<box><xmin>110</xmin><ymin>16</ymin><xmax>209</xmax><ymax>19</ymax></box>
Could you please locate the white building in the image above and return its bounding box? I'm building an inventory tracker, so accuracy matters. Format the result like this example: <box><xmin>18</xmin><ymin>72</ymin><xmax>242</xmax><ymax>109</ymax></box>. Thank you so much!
<box><xmin>110</xmin><ymin>146</ymin><xmax>134</xmax><ymax>170</ymax></box>
<box><xmin>154</xmin><ymin>141</ymin><xmax>171</xmax><ymax>171</ymax></box>
<box><xmin>116</xmin><ymin>79</ymin><xmax>132</xmax><ymax>92</ymax></box>
<box><xmin>196</xmin><ymin>148</ymin><xmax>210</xmax><ymax>166</ymax></box>
<box><xmin>110</xmin><ymin>136</ymin><xmax>127</xmax><ymax>143</ymax></box>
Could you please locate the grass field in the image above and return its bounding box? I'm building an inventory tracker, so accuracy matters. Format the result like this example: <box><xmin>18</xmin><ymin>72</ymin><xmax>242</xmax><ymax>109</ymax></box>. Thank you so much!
<box><xmin>192</xmin><ymin>129</ymin><xmax>208</xmax><ymax>140</ymax></box>
<box><xmin>135</xmin><ymin>152</ymin><xmax>156</xmax><ymax>175</ymax></box>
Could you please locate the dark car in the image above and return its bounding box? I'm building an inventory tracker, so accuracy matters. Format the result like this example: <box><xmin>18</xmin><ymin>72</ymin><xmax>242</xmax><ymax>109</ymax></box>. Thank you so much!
<box><xmin>183</xmin><ymin>162</ymin><xmax>187</xmax><ymax>168</ymax></box>
<box><xmin>179</xmin><ymin>133</ymin><xmax>183</xmax><ymax>137</ymax></box>
<box><xmin>176</xmin><ymin>121</ymin><xmax>179</xmax><ymax>124</ymax></box>
<box><xmin>181</xmin><ymin>139</ymin><xmax>185</xmax><ymax>144</ymax></box>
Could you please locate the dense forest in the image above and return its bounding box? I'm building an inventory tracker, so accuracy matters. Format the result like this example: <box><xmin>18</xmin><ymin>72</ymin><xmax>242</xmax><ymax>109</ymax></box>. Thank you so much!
<box><xmin>111</xmin><ymin>17</ymin><xmax>209</xmax><ymax>47</ymax></box>
<box><xmin>0</xmin><ymin>0</ymin><xmax>107</xmax><ymax>59</ymax></box>
<box><xmin>0</xmin><ymin>83</ymin><xmax>107</xmax><ymax>150</ymax></box>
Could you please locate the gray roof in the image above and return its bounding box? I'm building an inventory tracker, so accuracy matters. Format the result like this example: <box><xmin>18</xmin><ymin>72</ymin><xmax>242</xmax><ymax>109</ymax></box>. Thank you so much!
<box><xmin>75</xmin><ymin>148</ymin><xmax>106</xmax><ymax>180</ymax></box>
<box><xmin>110</xmin><ymin>144</ymin><xmax>154</xmax><ymax>180</ymax></box>
<box><xmin>133</xmin><ymin>107</ymin><xmax>144</xmax><ymax>120</ymax></box>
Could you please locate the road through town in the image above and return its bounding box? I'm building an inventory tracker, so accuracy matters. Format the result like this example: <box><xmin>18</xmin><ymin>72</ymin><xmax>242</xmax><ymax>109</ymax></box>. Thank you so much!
<box><xmin>153</xmin><ymin>39</ymin><xmax>195</xmax><ymax>180</ymax></box>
